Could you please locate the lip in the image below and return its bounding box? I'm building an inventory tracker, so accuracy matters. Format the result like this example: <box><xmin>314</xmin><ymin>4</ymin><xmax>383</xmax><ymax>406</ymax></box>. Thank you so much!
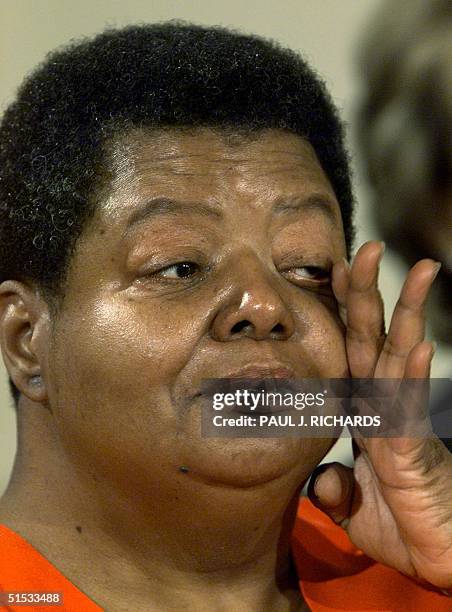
<box><xmin>220</xmin><ymin>364</ymin><xmax>296</xmax><ymax>380</ymax></box>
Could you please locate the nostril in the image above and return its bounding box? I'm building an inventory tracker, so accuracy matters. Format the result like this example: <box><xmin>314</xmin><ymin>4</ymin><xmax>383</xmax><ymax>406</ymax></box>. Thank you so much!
<box><xmin>231</xmin><ymin>320</ymin><xmax>251</xmax><ymax>334</ymax></box>
<box><xmin>271</xmin><ymin>323</ymin><xmax>285</xmax><ymax>334</ymax></box>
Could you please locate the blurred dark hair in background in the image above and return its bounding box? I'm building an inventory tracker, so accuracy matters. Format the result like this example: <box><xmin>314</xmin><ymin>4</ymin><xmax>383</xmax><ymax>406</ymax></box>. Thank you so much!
<box><xmin>357</xmin><ymin>0</ymin><xmax>451</xmax><ymax>344</ymax></box>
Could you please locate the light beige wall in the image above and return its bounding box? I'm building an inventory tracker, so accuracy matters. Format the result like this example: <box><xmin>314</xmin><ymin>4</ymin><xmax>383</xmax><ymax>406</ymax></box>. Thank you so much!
<box><xmin>0</xmin><ymin>0</ymin><xmax>385</xmax><ymax>494</ymax></box>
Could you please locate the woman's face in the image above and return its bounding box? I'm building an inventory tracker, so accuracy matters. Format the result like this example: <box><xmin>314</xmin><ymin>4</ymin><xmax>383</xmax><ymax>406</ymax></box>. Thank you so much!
<box><xmin>45</xmin><ymin>129</ymin><xmax>348</xmax><ymax>493</ymax></box>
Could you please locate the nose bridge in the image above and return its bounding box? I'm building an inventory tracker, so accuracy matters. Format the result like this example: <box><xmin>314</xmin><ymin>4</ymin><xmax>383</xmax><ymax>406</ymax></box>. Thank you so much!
<box><xmin>234</xmin><ymin>251</ymin><xmax>282</xmax><ymax>306</ymax></box>
<box><xmin>210</xmin><ymin>250</ymin><xmax>296</xmax><ymax>341</ymax></box>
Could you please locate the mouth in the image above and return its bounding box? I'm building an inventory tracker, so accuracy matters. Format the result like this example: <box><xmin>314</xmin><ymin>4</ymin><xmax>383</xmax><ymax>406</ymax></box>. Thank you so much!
<box><xmin>199</xmin><ymin>363</ymin><xmax>298</xmax><ymax>416</ymax></box>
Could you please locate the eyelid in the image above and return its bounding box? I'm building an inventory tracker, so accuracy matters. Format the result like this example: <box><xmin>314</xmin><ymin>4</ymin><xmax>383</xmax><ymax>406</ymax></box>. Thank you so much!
<box><xmin>277</xmin><ymin>248</ymin><xmax>332</xmax><ymax>267</ymax></box>
<box><xmin>137</xmin><ymin>260</ymin><xmax>207</xmax><ymax>286</ymax></box>
<box><xmin>135</xmin><ymin>251</ymin><xmax>206</xmax><ymax>274</ymax></box>
<box><xmin>128</xmin><ymin>242</ymin><xmax>210</xmax><ymax>273</ymax></box>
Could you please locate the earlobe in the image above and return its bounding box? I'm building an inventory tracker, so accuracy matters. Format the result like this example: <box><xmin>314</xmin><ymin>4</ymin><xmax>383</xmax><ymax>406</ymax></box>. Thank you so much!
<box><xmin>0</xmin><ymin>280</ymin><xmax>50</xmax><ymax>403</ymax></box>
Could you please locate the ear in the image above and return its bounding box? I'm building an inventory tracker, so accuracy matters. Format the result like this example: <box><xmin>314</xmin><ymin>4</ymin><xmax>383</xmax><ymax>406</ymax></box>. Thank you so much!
<box><xmin>0</xmin><ymin>280</ymin><xmax>52</xmax><ymax>403</ymax></box>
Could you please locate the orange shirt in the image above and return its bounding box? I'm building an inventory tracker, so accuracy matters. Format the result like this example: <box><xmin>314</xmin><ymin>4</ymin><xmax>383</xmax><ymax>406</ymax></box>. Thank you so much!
<box><xmin>0</xmin><ymin>498</ymin><xmax>450</xmax><ymax>611</ymax></box>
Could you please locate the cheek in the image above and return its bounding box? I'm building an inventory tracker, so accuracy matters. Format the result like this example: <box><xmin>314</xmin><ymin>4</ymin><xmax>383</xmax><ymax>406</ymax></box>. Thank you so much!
<box><xmin>47</xmin><ymin>295</ymin><xmax>206</xmax><ymax>486</ymax></box>
<box><xmin>52</xmin><ymin>295</ymin><xmax>203</xmax><ymax>405</ymax></box>
<box><xmin>48</xmin><ymin>289</ymin><xmax>221</xmax><ymax>472</ymax></box>
<box><xmin>298</xmin><ymin>297</ymin><xmax>348</xmax><ymax>377</ymax></box>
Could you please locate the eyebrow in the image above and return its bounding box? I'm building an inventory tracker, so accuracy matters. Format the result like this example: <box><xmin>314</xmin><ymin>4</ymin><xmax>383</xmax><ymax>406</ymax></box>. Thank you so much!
<box><xmin>123</xmin><ymin>197</ymin><xmax>222</xmax><ymax>236</ymax></box>
<box><xmin>273</xmin><ymin>194</ymin><xmax>338</xmax><ymax>225</ymax></box>
<box><xmin>123</xmin><ymin>193</ymin><xmax>339</xmax><ymax>235</ymax></box>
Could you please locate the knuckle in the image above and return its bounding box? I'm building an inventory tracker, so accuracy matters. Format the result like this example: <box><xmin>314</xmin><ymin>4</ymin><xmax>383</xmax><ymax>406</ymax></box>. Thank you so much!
<box><xmin>347</xmin><ymin>324</ymin><xmax>385</xmax><ymax>344</ymax></box>
<box><xmin>382</xmin><ymin>336</ymin><xmax>408</xmax><ymax>359</ymax></box>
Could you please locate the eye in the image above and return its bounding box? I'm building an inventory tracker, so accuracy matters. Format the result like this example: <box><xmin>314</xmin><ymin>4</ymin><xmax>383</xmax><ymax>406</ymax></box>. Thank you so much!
<box><xmin>158</xmin><ymin>261</ymin><xmax>200</xmax><ymax>279</ymax></box>
<box><xmin>285</xmin><ymin>265</ymin><xmax>331</xmax><ymax>284</ymax></box>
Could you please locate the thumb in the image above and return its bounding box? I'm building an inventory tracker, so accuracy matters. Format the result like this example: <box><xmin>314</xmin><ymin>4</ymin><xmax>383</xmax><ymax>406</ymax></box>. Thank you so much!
<box><xmin>307</xmin><ymin>462</ymin><xmax>355</xmax><ymax>527</ymax></box>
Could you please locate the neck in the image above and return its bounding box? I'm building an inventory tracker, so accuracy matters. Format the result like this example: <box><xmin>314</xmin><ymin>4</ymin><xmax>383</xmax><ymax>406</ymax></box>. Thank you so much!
<box><xmin>0</xmin><ymin>405</ymin><xmax>308</xmax><ymax>611</ymax></box>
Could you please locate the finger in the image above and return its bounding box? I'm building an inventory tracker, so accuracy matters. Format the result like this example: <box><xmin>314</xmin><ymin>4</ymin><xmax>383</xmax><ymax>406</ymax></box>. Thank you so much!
<box><xmin>402</xmin><ymin>341</ymin><xmax>434</xmax><ymax>433</ymax></box>
<box><xmin>404</xmin><ymin>340</ymin><xmax>435</xmax><ymax>379</ymax></box>
<box><xmin>398</xmin><ymin>341</ymin><xmax>435</xmax><ymax>440</ymax></box>
<box><xmin>375</xmin><ymin>260</ymin><xmax>440</xmax><ymax>378</ymax></box>
<box><xmin>345</xmin><ymin>241</ymin><xmax>386</xmax><ymax>377</ymax></box>
<box><xmin>371</xmin><ymin>343</ymin><xmax>435</xmax><ymax>456</ymax></box>
<box><xmin>308</xmin><ymin>462</ymin><xmax>354</xmax><ymax>526</ymax></box>
<box><xmin>332</xmin><ymin>258</ymin><xmax>350</xmax><ymax>324</ymax></box>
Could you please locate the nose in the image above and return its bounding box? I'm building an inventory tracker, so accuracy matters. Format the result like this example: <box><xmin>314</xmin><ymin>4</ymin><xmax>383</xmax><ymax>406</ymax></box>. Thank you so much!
<box><xmin>210</xmin><ymin>255</ymin><xmax>296</xmax><ymax>342</ymax></box>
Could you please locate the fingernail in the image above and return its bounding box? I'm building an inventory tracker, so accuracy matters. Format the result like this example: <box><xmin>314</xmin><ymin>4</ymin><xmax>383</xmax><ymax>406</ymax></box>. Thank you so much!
<box><xmin>432</xmin><ymin>262</ymin><xmax>442</xmax><ymax>281</ymax></box>
<box><xmin>431</xmin><ymin>341</ymin><xmax>437</xmax><ymax>357</ymax></box>
<box><xmin>313</xmin><ymin>467</ymin><xmax>329</xmax><ymax>500</ymax></box>
<box><xmin>312</xmin><ymin>466</ymin><xmax>345</xmax><ymax>509</ymax></box>
<box><xmin>378</xmin><ymin>241</ymin><xmax>386</xmax><ymax>263</ymax></box>
<box><xmin>308</xmin><ymin>463</ymin><xmax>329</xmax><ymax>502</ymax></box>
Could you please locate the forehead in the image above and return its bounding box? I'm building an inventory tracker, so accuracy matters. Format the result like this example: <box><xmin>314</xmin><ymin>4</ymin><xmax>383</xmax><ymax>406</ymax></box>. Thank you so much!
<box><xmin>98</xmin><ymin>128</ymin><xmax>339</xmax><ymax>223</ymax></box>
<box><xmin>113</xmin><ymin>127</ymin><xmax>326</xmax><ymax>172</ymax></box>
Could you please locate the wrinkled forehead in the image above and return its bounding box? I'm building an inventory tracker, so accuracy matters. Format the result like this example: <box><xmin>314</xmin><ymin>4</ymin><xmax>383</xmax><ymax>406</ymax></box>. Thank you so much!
<box><xmin>98</xmin><ymin>127</ymin><xmax>339</xmax><ymax>221</ymax></box>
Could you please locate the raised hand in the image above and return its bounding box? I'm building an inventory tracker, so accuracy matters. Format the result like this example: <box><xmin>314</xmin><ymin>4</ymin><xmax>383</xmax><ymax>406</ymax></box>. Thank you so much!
<box><xmin>308</xmin><ymin>241</ymin><xmax>452</xmax><ymax>592</ymax></box>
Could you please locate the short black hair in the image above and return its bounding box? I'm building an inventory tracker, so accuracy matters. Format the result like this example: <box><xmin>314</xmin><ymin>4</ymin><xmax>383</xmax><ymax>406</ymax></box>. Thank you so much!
<box><xmin>0</xmin><ymin>22</ymin><xmax>354</xmax><ymax>404</ymax></box>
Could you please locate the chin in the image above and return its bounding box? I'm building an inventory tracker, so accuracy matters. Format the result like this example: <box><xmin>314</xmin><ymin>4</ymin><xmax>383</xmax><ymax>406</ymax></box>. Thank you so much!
<box><xmin>180</xmin><ymin>437</ymin><xmax>330</xmax><ymax>488</ymax></box>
